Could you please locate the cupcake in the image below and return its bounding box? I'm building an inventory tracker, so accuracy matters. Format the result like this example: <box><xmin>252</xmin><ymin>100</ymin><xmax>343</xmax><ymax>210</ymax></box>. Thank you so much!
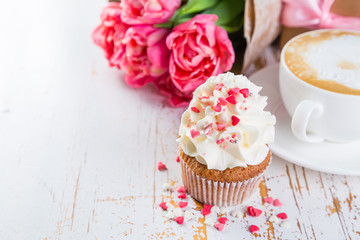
<box><xmin>177</xmin><ymin>72</ymin><xmax>276</xmax><ymax>206</ymax></box>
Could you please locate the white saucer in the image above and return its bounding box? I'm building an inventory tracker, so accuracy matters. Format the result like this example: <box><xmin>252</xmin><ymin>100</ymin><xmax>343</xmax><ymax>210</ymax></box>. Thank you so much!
<box><xmin>249</xmin><ymin>64</ymin><xmax>360</xmax><ymax>176</ymax></box>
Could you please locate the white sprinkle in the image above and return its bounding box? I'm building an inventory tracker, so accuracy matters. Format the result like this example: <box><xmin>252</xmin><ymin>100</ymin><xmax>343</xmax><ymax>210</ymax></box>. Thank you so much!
<box><xmin>280</xmin><ymin>220</ymin><xmax>290</xmax><ymax>228</ymax></box>
<box><xmin>204</xmin><ymin>218</ymin><xmax>216</xmax><ymax>227</ymax></box>
<box><xmin>220</xmin><ymin>207</ymin><xmax>229</xmax><ymax>214</ymax></box>
<box><xmin>162</xmin><ymin>182</ymin><xmax>172</xmax><ymax>191</ymax></box>
<box><xmin>165</xmin><ymin>211</ymin><xmax>175</xmax><ymax>219</ymax></box>
<box><xmin>230</xmin><ymin>209</ymin><xmax>242</xmax><ymax>218</ymax></box>
<box><xmin>166</xmin><ymin>202</ymin><xmax>174</xmax><ymax>211</ymax></box>
<box><xmin>184</xmin><ymin>211</ymin><xmax>195</xmax><ymax>221</ymax></box>
<box><xmin>211</xmin><ymin>206</ymin><xmax>221</xmax><ymax>214</ymax></box>
<box><xmin>268</xmin><ymin>215</ymin><xmax>280</xmax><ymax>223</ymax></box>
<box><xmin>173</xmin><ymin>208</ymin><xmax>184</xmax><ymax>217</ymax></box>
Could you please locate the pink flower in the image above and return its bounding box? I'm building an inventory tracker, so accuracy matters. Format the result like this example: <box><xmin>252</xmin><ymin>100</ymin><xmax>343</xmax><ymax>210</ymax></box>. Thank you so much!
<box><xmin>92</xmin><ymin>3</ymin><xmax>129</xmax><ymax>67</ymax></box>
<box><xmin>120</xmin><ymin>0</ymin><xmax>181</xmax><ymax>25</ymax></box>
<box><xmin>166</xmin><ymin>14</ymin><xmax>235</xmax><ymax>95</ymax></box>
<box><xmin>111</xmin><ymin>26</ymin><xmax>170</xmax><ymax>88</ymax></box>
<box><xmin>153</xmin><ymin>74</ymin><xmax>192</xmax><ymax>107</ymax></box>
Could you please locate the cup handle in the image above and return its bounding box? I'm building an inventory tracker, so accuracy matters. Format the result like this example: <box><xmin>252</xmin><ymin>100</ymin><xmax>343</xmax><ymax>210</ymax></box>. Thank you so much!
<box><xmin>291</xmin><ymin>100</ymin><xmax>324</xmax><ymax>143</ymax></box>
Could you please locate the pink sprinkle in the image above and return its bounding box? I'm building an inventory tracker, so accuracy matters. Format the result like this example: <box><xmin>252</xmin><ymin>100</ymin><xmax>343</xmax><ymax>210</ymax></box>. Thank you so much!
<box><xmin>201</xmin><ymin>204</ymin><xmax>212</xmax><ymax>216</ymax></box>
<box><xmin>159</xmin><ymin>202</ymin><xmax>167</xmax><ymax>210</ymax></box>
<box><xmin>216</xmin><ymin>138</ymin><xmax>225</xmax><ymax>144</ymax></box>
<box><xmin>176</xmin><ymin>156</ymin><xmax>180</xmax><ymax>162</ymax></box>
<box><xmin>204</xmin><ymin>123</ymin><xmax>213</xmax><ymax>136</ymax></box>
<box><xmin>214</xmin><ymin>223</ymin><xmax>225</xmax><ymax>231</ymax></box>
<box><xmin>228</xmin><ymin>88</ymin><xmax>240</xmax><ymax>95</ymax></box>
<box><xmin>186</xmin><ymin>124</ymin><xmax>190</xmax><ymax>128</ymax></box>
<box><xmin>226</xmin><ymin>95</ymin><xmax>237</xmax><ymax>104</ymax></box>
<box><xmin>177</xmin><ymin>186</ymin><xmax>187</xmax><ymax>193</ymax></box>
<box><xmin>191</xmin><ymin>107</ymin><xmax>200</xmax><ymax>113</ymax></box>
<box><xmin>175</xmin><ymin>216</ymin><xmax>184</xmax><ymax>225</ymax></box>
<box><xmin>218</xmin><ymin>97</ymin><xmax>227</xmax><ymax>106</ymax></box>
<box><xmin>157</xmin><ymin>162</ymin><xmax>167</xmax><ymax>171</ymax></box>
<box><xmin>250</xmin><ymin>225</ymin><xmax>259</xmax><ymax>233</ymax></box>
<box><xmin>273</xmin><ymin>199</ymin><xmax>283</xmax><ymax>207</ymax></box>
<box><xmin>178</xmin><ymin>193</ymin><xmax>187</xmax><ymax>199</ymax></box>
<box><xmin>213</xmin><ymin>103</ymin><xmax>222</xmax><ymax>112</ymax></box>
<box><xmin>264</xmin><ymin>197</ymin><xmax>274</xmax><ymax>204</ymax></box>
<box><xmin>218</xmin><ymin>217</ymin><xmax>228</xmax><ymax>224</ymax></box>
<box><xmin>215</xmin><ymin>83</ymin><xmax>224</xmax><ymax>91</ymax></box>
<box><xmin>231</xmin><ymin>116</ymin><xmax>240</xmax><ymax>126</ymax></box>
<box><xmin>217</xmin><ymin>123</ymin><xmax>226</xmax><ymax>131</ymax></box>
<box><xmin>240</xmin><ymin>88</ymin><xmax>249</xmax><ymax>98</ymax></box>
<box><xmin>247</xmin><ymin>206</ymin><xmax>262</xmax><ymax>217</ymax></box>
<box><xmin>199</xmin><ymin>96</ymin><xmax>209</xmax><ymax>100</ymax></box>
<box><xmin>190</xmin><ymin>129</ymin><xmax>200</xmax><ymax>138</ymax></box>
<box><xmin>229</xmin><ymin>139</ymin><xmax>236</xmax><ymax>143</ymax></box>
<box><xmin>223</xmin><ymin>145</ymin><xmax>227</xmax><ymax>149</ymax></box>
<box><xmin>178</xmin><ymin>201</ymin><xmax>188</xmax><ymax>208</ymax></box>
<box><xmin>277</xmin><ymin>213</ymin><xmax>287</xmax><ymax>219</ymax></box>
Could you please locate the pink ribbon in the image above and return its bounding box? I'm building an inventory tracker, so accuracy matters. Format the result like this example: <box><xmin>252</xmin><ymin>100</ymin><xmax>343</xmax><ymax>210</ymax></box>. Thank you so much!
<box><xmin>282</xmin><ymin>0</ymin><xmax>360</xmax><ymax>30</ymax></box>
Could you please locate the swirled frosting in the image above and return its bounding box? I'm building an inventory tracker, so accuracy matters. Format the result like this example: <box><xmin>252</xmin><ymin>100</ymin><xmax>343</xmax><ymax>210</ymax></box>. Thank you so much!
<box><xmin>177</xmin><ymin>72</ymin><xmax>276</xmax><ymax>170</ymax></box>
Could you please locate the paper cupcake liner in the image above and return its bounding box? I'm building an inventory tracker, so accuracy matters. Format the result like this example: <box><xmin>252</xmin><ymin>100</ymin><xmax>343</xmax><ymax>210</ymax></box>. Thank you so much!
<box><xmin>180</xmin><ymin>156</ymin><xmax>271</xmax><ymax>207</ymax></box>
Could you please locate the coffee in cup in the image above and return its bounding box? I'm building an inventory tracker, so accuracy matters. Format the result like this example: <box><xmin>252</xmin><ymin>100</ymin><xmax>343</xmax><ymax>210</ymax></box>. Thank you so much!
<box><xmin>284</xmin><ymin>30</ymin><xmax>360</xmax><ymax>96</ymax></box>
<box><xmin>279</xmin><ymin>29</ymin><xmax>360</xmax><ymax>143</ymax></box>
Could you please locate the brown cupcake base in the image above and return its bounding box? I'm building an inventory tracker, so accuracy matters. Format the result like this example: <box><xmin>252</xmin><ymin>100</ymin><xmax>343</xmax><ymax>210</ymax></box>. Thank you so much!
<box><xmin>180</xmin><ymin>148</ymin><xmax>271</xmax><ymax>206</ymax></box>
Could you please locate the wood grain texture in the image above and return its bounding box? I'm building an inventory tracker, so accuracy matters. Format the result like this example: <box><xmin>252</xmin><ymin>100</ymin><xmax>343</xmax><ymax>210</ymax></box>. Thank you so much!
<box><xmin>0</xmin><ymin>1</ymin><xmax>360</xmax><ymax>239</ymax></box>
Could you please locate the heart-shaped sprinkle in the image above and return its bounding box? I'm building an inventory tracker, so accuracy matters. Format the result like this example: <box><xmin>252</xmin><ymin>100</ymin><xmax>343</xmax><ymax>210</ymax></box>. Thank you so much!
<box><xmin>277</xmin><ymin>213</ymin><xmax>287</xmax><ymax>219</ymax></box>
<box><xmin>217</xmin><ymin>123</ymin><xmax>226</xmax><ymax>131</ymax></box>
<box><xmin>159</xmin><ymin>202</ymin><xmax>167</xmax><ymax>210</ymax></box>
<box><xmin>228</xmin><ymin>88</ymin><xmax>240</xmax><ymax>95</ymax></box>
<box><xmin>273</xmin><ymin>199</ymin><xmax>283</xmax><ymax>207</ymax></box>
<box><xmin>218</xmin><ymin>217</ymin><xmax>228</xmax><ymax>224</ymax></box>
<box><xmin>214</xmin><ymin>223</ymin><xmax>225</xmax><ymax>231</ymax></box>
<box><xmin>250</xmin><ymin>225</ymin><xmax>259</xmax><ymax>233</ymax></box>
<box><xmin>201</xmin><ymin>204</ymin><xmax>212</xmax><ymax>216</ymax></box>
<box><xmin>247</xmin><ymin>206</ymin><xmax>262</xmax><ymax>217</ymax></box>
<box><xmin>216</xmin><ymin>138</ymin><xmax>225</xmax><ymax>144</ymax></box>
<box><xmin>213</xmin><ymin>102</ymin><xmax>222</xmax><ymax>112</ymax></box>
<box><xmin>240</xmin><ymin>88</ymin><xmax>249</xmax><ymax>98</ymax></box>
<box><xmin>231</xmin><ymin>116</ymin><xmax>240</xmax><ymax>126</ymax></box>
<box><xmin>215</xmin><ymin>83</ymin><xmax>224</xmax><ymax>91</ymax></box>
<box><xmin>264</xmin><ymin>197</ymin><xmax>274</xmax><ymax>204</ymax></box>
<box><xmin>218</xmin><ymin>97</ymin><xmax>227</xmax><ymax>106</ymax></box>
<box><xmin>177</xmin><ymin>186</ymin><xmax>187</xmax><ymax>193</ymax></box>
<box><xmin>191</xmin><ymin>107</ymin><xmax>200</xmax><ymax>113</ymax></box>
<box><xmin>190</xmin><ymin>129</ymin><xmax>200</xmax><ymax>138</ymax></box>
<box><xmin>226</xmin><ymin>95</ymin><xmax>237</xmax><ymax>104</ymax></box>
<box><xmin>157</xmin><ymin>162</ymin><xmax>167</xmax><ymax>171</ymax></box>
<box><xmin>179</xmin><ymin>201</ymin><xmax>188</xmax><ymax>208</ymax></box>
<box><xmin>175</xmin><ymin>216</ymin><xmax>184</xmax><ymax>225</ymax></box>
<box><xmin>178</xmin><ymin>193</ymin><xmax>187</xmax><ymax>199</ymax></box>
<box><xmin>176</xmin><ymin>156</ymin><xmax>180</xmax><ymax>162</ymax></box>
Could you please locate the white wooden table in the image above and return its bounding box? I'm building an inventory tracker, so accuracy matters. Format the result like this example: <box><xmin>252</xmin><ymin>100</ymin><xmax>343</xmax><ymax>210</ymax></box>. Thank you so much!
<box><xmin>1</xmin><ymin>1</ymin><xmax>359</xmax><ymax>239</ymax></box>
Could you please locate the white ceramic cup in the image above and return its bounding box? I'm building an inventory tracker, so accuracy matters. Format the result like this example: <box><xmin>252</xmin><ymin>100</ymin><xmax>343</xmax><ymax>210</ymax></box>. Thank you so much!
<box><xmin>279</xmin><ymin>29</ymin><xmax>360</xmax><ymax>143</ymax></box>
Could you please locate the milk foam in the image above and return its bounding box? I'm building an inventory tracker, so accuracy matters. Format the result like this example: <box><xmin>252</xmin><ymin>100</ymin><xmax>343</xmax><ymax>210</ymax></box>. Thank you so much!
<box><xmin>305</xmin><ymin>35</ymin><xmax>360</xmax><ymax>90</ymax></box>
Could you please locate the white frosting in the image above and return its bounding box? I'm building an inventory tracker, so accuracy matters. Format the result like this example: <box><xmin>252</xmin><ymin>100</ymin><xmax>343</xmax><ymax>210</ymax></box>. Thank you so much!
<box><xmin>306</xmin><ymin>34</ymin><xmax>360</xmax><ymax>89</ymax></box>
<box><xmin>177</xmin><ymin>72</ymin><xmax>276</xmax><ymax>170</ymax></box>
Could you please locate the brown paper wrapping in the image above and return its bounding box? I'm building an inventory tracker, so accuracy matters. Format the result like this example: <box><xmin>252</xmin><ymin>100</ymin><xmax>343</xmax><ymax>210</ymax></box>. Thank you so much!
<box><xmin>180</xmin><ymin>155</ymin><xmax>271</xmax><ymax>207</ymax></box>
<box><xmin>279</xmin><ymin>0</ymin><xmax>360</xmax><ymax>48</ymax></box>
<box><xmin>242</xmin><ymin>0</ymin><xmax>282</xmax><ymax>73</ymax></box>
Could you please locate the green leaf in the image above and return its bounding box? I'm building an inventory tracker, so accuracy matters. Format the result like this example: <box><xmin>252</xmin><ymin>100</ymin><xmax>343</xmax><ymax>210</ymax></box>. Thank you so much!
<box><xmin>221</xmin><ymin>14</ymin><xmax>244</xmax><ymax>33</ymax></box>
<box><xmin>174</xmin><ymin>15</ymin><xmax>194</xmax><ymax>26</ymax></box>
<box><xmin>178</xmin><ymin>0</ymin><xmax>219</xmax><ymax>15</ymax></box>
<box><xmin>203</xmin><ymin>0</ymin><xmax>245</xmax><ymax>26</ymax></box>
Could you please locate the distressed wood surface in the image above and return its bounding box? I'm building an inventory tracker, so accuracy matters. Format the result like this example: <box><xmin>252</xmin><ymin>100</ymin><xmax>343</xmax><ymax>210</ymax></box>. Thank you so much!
<box><xmin>1</xmin><ymin>1</ymin><xmax>360</xmax><ymax>239</ymax></box>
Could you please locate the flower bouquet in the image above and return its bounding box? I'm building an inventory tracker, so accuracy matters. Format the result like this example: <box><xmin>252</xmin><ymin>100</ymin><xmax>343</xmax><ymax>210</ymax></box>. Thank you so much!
<box><xmin>93</xmin><ymin>0</ymin><xmax>281</xmax><ymax>107</ymax></box>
